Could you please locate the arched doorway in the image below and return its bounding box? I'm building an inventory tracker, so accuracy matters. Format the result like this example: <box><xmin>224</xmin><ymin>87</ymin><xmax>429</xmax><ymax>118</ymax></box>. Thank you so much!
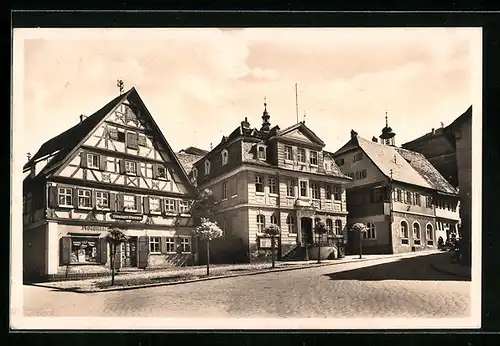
<box><xmin>301</xmin><ymin>217</ymin><xmax>313</xmax><ymax>245</ymax></box>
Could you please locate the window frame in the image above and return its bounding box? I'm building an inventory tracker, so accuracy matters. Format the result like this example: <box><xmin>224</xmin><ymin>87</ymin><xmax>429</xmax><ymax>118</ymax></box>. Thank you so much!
<box><xmin>287</xmin><ymin>215</ymin><xmax>296</xmax><ymax>234</ymax></box>
<box><xmin>58</xmin><ymin>187</ymin><xmax>73</xmax><ymax>207</ymax></box>
<box><xmin>311</xmin><ymin>183</ymin><xmax>320</xmax><ymax>200</ymax></box>
<box><xmin>426</xmin><ymin>223</ymin><xmax>434</xmax><ymax>245</ymax></box>
<box><xmin>365</xmin><ymin>222</ymin><xmax>376</xmax><ymax>239</ymax></box>
<box><xmin>180</xmin><ymin>237</ymin><xmax>191</xmax><ymax>253</ymax></box>
<box><xmin>333</xmin><ymin>186</ymin><xmax>341</xmax><ymax>201</ymax></box>
<box><xmin>334</xmin><ymin>219</ymin><xmax>343</xmax><ymax>235</ymax></box>
<box><xmin>268</xmin><ymin>176</ymin><xmax>278</xmax><ymax>195</ymax></box>
<box><xmin>256</xmin><ymin>214</ymin><xmax>265</xmax><ymax>233</ymax></box>
<box><xmin>326</xmin><ymin>219</ymin><xmax>333</xmax><ymax>233</ymax></box>
<box><xmin>309</xmin><ymin>151</ymin><xmax>318</xmax><ymax>166</ymax></box>
<box><xmin>149</xmin><ymin>237</ymin><xmax>161</xmax><ymax>254</ymax></box>
<box><xmin>270</xmin><ymin>214</ymin><xmax>278</xmax><ymax>225</ymax></box>
<box><xmin>325</xmin><ymin>185</ymin><xmax>332</xmax><ymax>200</ymax></box>
<box><xmin>297</xmin><ymin>148</ymin><xmax>306</xmax><ymax>163</ymax></box>
<box><xmin>286</xmin><ymin>180</ymin><xmax>295</xmax><ymax>197</ymax></box>
<box><xmin>353</xmin><ymin>152</ymin><xmax>363</xmax><ymax>162</ymax></box>
<box><xmin>285</xmin><ymin>145</ymin><xmax>293</xmax><ymax>161</ymax></box>
<box><xmin>125</xmin><ymin>160</ymin><xmax>137</xmax><ymax>176</ymax></box>
<box><xmin>204</xmin><ymin>160</ymin><xmax>211</xmax><ymax>176</ymax></box>
<box><xmin>87</xmin><ymin>153</ymin><xmax>100</xmax><ymax>169</ymax></box>
<box><xmin>222</xmin><ymin>181</ymin><xmax>228</xmax><ymax>200</ymax></box>
<box><xmin>400</xmin><ymin>220</ymin><xmax>409</xmax><ymax>245</ymax></box>
<box><xmin>255</xmin><ymin>175</ymin><xmax>264</xmax><ymax>194</ymax></box>
<box><xmin>299</xmin><ymin>180</ymin><xmax>308</xmax><ymax>197</ymax></box>
<box><xmin>413</xmin><ymin>222</ymin><xmax>421</xmax><ymax>245</ymax></box>
<box><xmin>77</xmin><ymin>189</ymin><xmax>92</xmax><ymax>209</ymax></box>
<box><xmin>164</xmin><ymin>199</ymin><xmax>177</xmax><ymax>213</ymax></box>
<box><xmin>257</xmin><ymin>145</ymin><xmax>267</xmax><ymax>160</ymax></box>
<box><xmin>95</xmin><ymin>191</ymin><xmax>110</xmax><ymax>210</ymax></box>
<box><xmin>149</xmin><ymin>197</ymin><xmax>162</xmax><ymax>214</ymax></box>
<box><xmin>221</xmin><ymin>149</ymin><xmax>229</xmax><ymax>166</ymax></box>
<box><xmin>179</xmin><ymin>200</ymin><xmax>190</xmax><ymax>214</ymax></box>
<box><xmin>156</xmin><ymin>165</ymin><xmax>168</xmax><ymax>180</ymax></box>
<box><xmin>123</xmin><ymin>194</ymin><xmax>137</xmax><ymax>212</ymax></box>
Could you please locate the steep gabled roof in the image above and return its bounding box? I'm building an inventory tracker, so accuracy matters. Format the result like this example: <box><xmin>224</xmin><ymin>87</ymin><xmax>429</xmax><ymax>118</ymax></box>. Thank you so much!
<box><xmin>23</xmin><ymin>90</ymin><xmax>130</xmax><ymax>173</ymax></box>
<box><xmin>323</xmin><ymin>150</ymin><xmax>352</xmax><ymax>179</ymax></box>
<box><xmin>332</xmin><ymin>134</ymin><xmax>458</xmax><ymax>195</ymax></box>
<box><xmin>175</xmin><ymin>151</ymin><xmax>204</xmax><ymax>175</ymax></box>
<box><xmin>24</xmin><ymin>87</ymin><xmax>196</xmax><ymax>194</ymax></box>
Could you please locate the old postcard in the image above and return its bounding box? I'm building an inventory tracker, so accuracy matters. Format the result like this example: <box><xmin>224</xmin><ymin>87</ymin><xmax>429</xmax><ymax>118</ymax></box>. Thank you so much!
<box><xmin>11</xmin><ymin>27</ymin><xmax>482</xmax><ymax>330</ymax></box>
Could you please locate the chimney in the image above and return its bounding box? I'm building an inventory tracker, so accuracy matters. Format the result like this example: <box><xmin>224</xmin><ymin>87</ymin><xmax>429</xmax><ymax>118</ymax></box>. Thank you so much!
<box><xmin>431</xmin><ymin>128</ymin><xmax>435</xmax><ymax>135</ymax></box>
<box><xmin>371</xmin><ymin>136</ymin><xmax>378</xmax><ymax>143</ymax></box>
<box><xmin>241</xmin><ymin>117</ymin><xmax>250</xmax><ymax>129</ymax></box>
<box><xmin>26</xmin><ymin>152</ymin><xmax>32</xmax><ymax>162</ymax></box>
<box><xmin>350</xmin><ymin>129</ymin><xmax>358</xmax><ymax>139</ymax></box>
<box><xmin>79</xmin><ymin>114</ymin><xmax>87</xmax><ymax>123</ymax></box>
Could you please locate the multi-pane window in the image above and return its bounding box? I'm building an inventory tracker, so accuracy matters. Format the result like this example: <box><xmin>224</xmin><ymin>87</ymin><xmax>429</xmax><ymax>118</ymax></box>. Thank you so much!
<box><xmin>223</xmin><ymin>181</ymin><xmax>228</xmax><ymax>199</ymax></box>
<box><xmin>257</xmin><ymin>214</ymin><xmax>265</xmax><ymax>232</ymax></box>
<box><xmin>78</xmin><ymin>189</ymin><xmax>92</xmax><ymax>208</ymax></box>
<box><xmin>149</xmin><ymin>237</ymin><xmax>161</xmax><ymax>253</ymax></box>
<box><xmin>258</xmin><ymin>146</ymin><xmax>266</xmax><ymax>160</ymax></box>
<box><xmin>221</xmin><ymin>150</ymin><xmax>228</xmax><ymax>166</ymax></box>
<box><xmin>373</xmin><ymin>188</ymin><xmax>382</xmax><ymax>202</ymax></box>
<box><xmin>298</xmin><ymin>148</ymin><xmax>306</xmax><ymax>163</ymax></box>
<box><xmin>287</xmin><ymin>215</ymin><xmax>295</xmax><ymax>233</ymax></box>
<box><xmin>204</xmin><ymin>160</ymin><xmax>211</xmax><ymax>175</ymax></box>
<box><xmin>149</xmin><ymin>197</ymin><xmax>161</xmax><ymax>213</ymax></box>
<box><xmin>333</xmin><ymin>186</ymin><xmax>341</xmax><ymax>200</ymax></box>
<box><xmin>326</xmin><ymin>219</ymin><xmax>333</xmax><ymax>233</ymax></box>
<box><xmin>270</xmin><ymin>214</ymin><xmax>278</xmax><ymax>225</ymax></box>
<box><xmin>124</xmin><ymin>194</ymin><xmax>137</xmax><ymax>211</ymax></box>
<box><xmin>401</xmin><ymin>221</ymin><xmax>409</xmax><ymax>245</ymax></box>
<box><xmin>125</xmin><ymin>160</ymin><xmax>137</xmax><ymax>175</ymax></box>
<box><xmin>426</xmin><ymin>224</ymin><xmax>434</xmax><ymax>245</ymax></box>
<box><xmin>286</xmin><ymin>180</ymin><xmax>295</xmax><ymax>197</ymax></box>
<box><xmin>414</xmin><ymin>193</ymin><xmax>422</xmax><ymax>206</ymax></box>
<box><xmin>95</xmin><ymin>191</ymin><xmax>109</xmax><ymax>209</ymax></box>
<box><xmin>310</xmin><ymin>151</ymin><xmax>318</xmax><ymax>165</ymax></box>
<box><xmin>413</xmin><ymin>222</ymin><xmax>421</xmax><ymax>245</ymax></box>
<box><xmin>181</xmin><ymin>238</ymin><xmax>191</xmax><ymax>252</ymax></box>
<box><xmin>255</xmin><ymin>175</ymin><xmax>264</xmax><ymax>193</ymax></box>
<box><xmin>58</xmin><ymin>188</ymin><xmax>73</xmax><ymax>206</ymax></box>
<box><xmin>311</xmin><ymin>183</ymin><xmax>320</xmax><ymax>199</ymax></box>
<box><xmin>285</xmin><ymin>146</ymin><xmax>293</xmax><ymax>161</ymax></box>
<box><xmin>179</xmin><ymin>200</ymin><xmax>190</xmax><ymax>214</ymax></box>
<box><xmin>192</xmin><ymin>168</ymin><xmax>198</xmax><ymax>180</ymax></box>
<box><xmin>126</xmin><ymin>132</ymin><xmax>139</xmax><ymax>149</ymax></box>
<box><xmin>165</xmin><ymin>199</ymin><xmax>177</xmax><ymax>212</ymax></box>
<box><xmin>355</xmin><ymin>169</ymin><xmax>367</xmax><ymax>180</ymax></box>
<box><xmin>365</xmin><ymin>222</ymin><xmax>376</xmax><ymax>239</ymax></box>
<box><xmin>325</xmin><ymin>185</ymin><xmax>332</xmax><ymax>199</ymax></box>
<box><xmin>405</xmin><ymin>191</ymin><xmax>412</xmax><ymax>204</ymax></box>
<box><xmin>165</xmin><ymin>237</ymin><xmax>176</xmax><ymax>253</ymax></box>
<box><xmin>396</xmin><ymin>189</ymin><xmax>403</xmax><ymax>202</ymax></box>
<box><xmin>335</xmin><ymin>158</ymin><xmax>345</xmax><ymax>166</ymax></box>
<box><xmin>335</xmin><ymin>220</ymin><xmax>343</xmax><ymax>235</ymax></box>
<box><xmin>269</xmin><ymin>177</ymin><xmax>277</xmax><ymax>195</ymax></box>
<box><xmin>300</xmin><ymin>181</ymin><xmax>308</xmax><ymax>197</ymax></box>
<box><xmin>87</xmin><ymin>154</ymin><xmax>99</xmax><ymax>169</ymax></box>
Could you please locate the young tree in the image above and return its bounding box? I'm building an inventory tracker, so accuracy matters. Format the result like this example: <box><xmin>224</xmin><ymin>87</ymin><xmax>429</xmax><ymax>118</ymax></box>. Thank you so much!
<box><xmin>263</xmin><ymin>223</ymin><xmax>281</xmax><ymax>268</ymax></box>
<box><xmin>106</xmin><ymin>227</ymin><xmax>129</xmax><ymax>286</ymax></box>
<box><xmin>193</xmin><ymin>218</ymin><xmax>223</xmax><ymax>276</ymax></box>
<box><xmin>190</xmin><ymin>188</ymin><xmax>217</xmax><ymax>223</ymax></box>
<box><xmin>351</xmin><ymin>223</ymin><xmax>367</xmax><ymax>259</ymax></box>
<box><xmin>314</xmin><ymin>220</ymin><xmax>328</xmax><ymax>264</ymax></box>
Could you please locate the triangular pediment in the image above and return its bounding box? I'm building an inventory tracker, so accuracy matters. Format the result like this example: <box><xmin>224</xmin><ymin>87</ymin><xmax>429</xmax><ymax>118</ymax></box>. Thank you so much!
<box><xmin>47</xmin><ymin>88</ymin><xmax>195</xmax><ymax>196</ymax></box>
<box><xmin>277</xmin><ymin>123</ymin><xmax>325</xmax><ymax>146</ymax></box>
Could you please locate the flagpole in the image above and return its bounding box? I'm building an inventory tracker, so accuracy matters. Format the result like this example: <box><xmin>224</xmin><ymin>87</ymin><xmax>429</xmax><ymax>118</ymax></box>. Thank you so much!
<box><xmin>295</xmin><ymin>83</ymin><xmax>299</xmax><ymax>123</ymax></box>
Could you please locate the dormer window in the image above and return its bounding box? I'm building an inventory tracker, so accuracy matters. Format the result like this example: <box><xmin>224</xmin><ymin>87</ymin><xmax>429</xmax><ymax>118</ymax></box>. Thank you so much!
<box><xmin>257</xmin><ymin>145</ymin><xmax>266</xmax><ymax>160</ymax></box>
<box><xmin>204</xmin><ymin>160</ymin><xmax>211</xmax><ymax>175</ymax></box>
<box><xmin>221</xmin><ymin>149</ymin><xmax>229</xmax><ymax>166</ymax></box>
<box><xmin>192</xmin><ymin>167</ymin><xmax>198</xmax><ymax>179</ymax></box>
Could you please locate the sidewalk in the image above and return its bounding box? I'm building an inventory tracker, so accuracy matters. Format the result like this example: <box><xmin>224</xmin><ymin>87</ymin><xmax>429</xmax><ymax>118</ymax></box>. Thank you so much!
<box><xmin>29</xmin><ymin>250</ymin><xmax>438</xmax><ymax>293</ymax></box>
<box><xmin>430</xmin><ymin>250</ymin><xmax>471</xmax><ymax>280</ymax></box>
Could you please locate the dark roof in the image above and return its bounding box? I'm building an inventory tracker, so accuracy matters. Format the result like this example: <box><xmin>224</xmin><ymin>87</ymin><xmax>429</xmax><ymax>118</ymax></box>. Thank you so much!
<box><xmin>180</xmin><ymin>147</ymin><xmax>209</xmax><ymax>156</ymax></box>
<box><xmin>23</xmin><ymin>89</ymin><xmax>131</xmax><ymax>173</ymax></box>
<box><xmin>175</xmin><ymin>152</ymin><xmax>204</xmax><ymax>174</ymax></box>
<box><xmin>332</xmin><ymin>134</ymin><xmax>458</xmax><ymax>195</ymax></box>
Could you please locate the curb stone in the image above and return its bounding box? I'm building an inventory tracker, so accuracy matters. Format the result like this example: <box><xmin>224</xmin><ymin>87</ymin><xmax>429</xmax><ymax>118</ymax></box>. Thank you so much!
<box><xmin>33</xmin><ymin>251</ymin><xmax>435</xmax><ymax>293</ymax></box>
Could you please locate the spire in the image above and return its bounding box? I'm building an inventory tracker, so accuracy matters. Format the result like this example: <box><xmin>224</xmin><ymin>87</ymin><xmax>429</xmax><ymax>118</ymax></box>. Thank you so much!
<box><xmin>117</xmin><ymin>79</ymin><xmax>124</xmax><ymax>95</ymax></box>
<box><xmin>260</xmin><ymin>96</ymin><xmax>271</xmax><ymax>133</ymax></box>
<box><xmin>379</xmin><ymin>110</ymin><xmax>396</xmax><ymax>144</ymax></box>
<box><xmin>385</xmin><ymin>110</ymin><xmax>388</xmax><ymax>127</ymax></box>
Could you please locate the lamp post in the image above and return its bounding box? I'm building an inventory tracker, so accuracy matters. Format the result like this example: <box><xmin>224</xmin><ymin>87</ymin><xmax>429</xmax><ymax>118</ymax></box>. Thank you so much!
<box><xmin>316</xmin><ymin>232</ymin><xmax>321</xmax><ymax>264</ymax></box>
<box><xmin>359</xmin><ymin>227</ymin><xmax>363</xmax><ymax>259</ymax></box>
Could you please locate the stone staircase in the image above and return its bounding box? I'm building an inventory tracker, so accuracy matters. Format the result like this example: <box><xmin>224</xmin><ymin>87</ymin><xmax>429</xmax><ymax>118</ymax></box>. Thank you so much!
<box><xmin>281</xmin><ymin>246</ymin><xmax>307</xmax><ymax>261</ymax></box>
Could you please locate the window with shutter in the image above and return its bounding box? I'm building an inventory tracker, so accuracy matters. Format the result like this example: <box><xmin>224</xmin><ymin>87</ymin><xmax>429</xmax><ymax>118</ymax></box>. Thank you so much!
<box><xmin>80</xmin><ymin>151</ymin><xmax>88</xmax><ymax>168</ymax></box>
<box><xmin>109</xmin><ymin>128</ymin><xmax>119</xmax><ymax>140</ymax></box>
<box><xmin>126</xmin><ymin>132</ymin><xmax>139</xmax><ymax>150</ymax></box>
<box><xmin>99</xmin><ymin>155</ymin><xmax>107</xmax><ymax>171</ymax></box>
<box><xmin>138</xmin><ymin>134</ymin><xmax>147</xmax><ymax>146</ymax></box>
<box><xmin>117</xmin><ymin>131</ymin><xmax>126</xmax><ymax>143</ymax></box>
<box><xmin>48</xmin><ymin>186</ymin><xmax>58</xmax><ymax>208</ymax></box>
<box><xmin>135</xmin><ymin>195</ymin><xmax>142</xmax><ymax>213</ymax></box>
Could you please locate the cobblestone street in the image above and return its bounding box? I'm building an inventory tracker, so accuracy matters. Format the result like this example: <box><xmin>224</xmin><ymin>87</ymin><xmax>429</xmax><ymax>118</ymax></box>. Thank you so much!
<box><xmin>23</xmin><ymin>252</ymin><xmax>470</xmax><ymax>319</ymax></box>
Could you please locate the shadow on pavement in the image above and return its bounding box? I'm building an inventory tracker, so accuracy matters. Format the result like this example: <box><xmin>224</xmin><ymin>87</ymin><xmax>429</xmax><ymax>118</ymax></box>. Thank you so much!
<box><xmin>24</xmin><ymin>283</ymin><xmax>85</xmax><ymax>293</ymax></box>
<box><xmin>324</xmin><ymin>252</ymin><xmax>469</xmax><ymax>282</ymax></box>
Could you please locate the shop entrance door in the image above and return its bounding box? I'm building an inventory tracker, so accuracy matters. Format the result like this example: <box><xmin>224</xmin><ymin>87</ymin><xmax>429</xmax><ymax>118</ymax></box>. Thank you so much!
<box><xmin>121</xmin><ymin>237</ymin><xmax>138</xmax><ymax>267</ymax></box>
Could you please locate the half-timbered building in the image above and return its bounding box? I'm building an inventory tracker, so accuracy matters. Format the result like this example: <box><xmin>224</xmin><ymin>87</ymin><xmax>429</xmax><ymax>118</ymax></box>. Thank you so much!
<box><xmin>23</xmin><ymin>87</ymin><xmax>197</xmax><ymax>281</ymax></box>
<box><xmin>190</xmin><ymin>102</ymin><xmax>352</xmax><ymax>263</ymax></box>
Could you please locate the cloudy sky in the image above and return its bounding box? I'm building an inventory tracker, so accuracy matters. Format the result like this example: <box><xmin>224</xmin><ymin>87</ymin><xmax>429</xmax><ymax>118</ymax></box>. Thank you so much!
<box><xmin>15</xmin><ymin>28</ymin><xmax>481</xmax><ymax>159</ymax></box>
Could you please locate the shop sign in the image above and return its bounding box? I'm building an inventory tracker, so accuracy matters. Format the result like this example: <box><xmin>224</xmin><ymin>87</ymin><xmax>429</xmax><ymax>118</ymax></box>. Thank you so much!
<box><xmin>81</xmin><ymin>225</ymin><xmax>108</xmax><ymax>232</ymax></box>
<box><xmin>110</xmin><ymin>213</ymin><xmax>143</xmax><ymax>221</ymax></box>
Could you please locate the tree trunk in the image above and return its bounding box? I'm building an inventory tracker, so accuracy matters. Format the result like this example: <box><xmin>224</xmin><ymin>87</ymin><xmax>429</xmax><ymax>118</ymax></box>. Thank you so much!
<box><xmin>110</xmin><ymin>243</ymin><xmax>115</xmax><ymax>286</ymax></box>
<box><xmin>206</xmin><ymin>239</ymin><xmax>210</xmax><ymax>276</ymax></box>
<box><xmin>359</xmin><ymin>229</ymin><xmax>363</xmax><ymax>259</ymax></box>
<box><xmin>271</xmin><ymin>236</ymin><xmax>275</xmax><ymax>268</ymax></box>
<box><xmin>317</xmin><ymin>235</ymin><xmax>321</xmax><ymax>264</ymax></box>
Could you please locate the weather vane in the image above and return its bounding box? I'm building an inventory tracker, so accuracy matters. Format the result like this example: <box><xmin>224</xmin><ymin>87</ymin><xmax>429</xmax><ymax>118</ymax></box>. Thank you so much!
<box><xmin>117</xmin><ymin>79</ymin><xmax>124</xmax><ymax>95</ymax></box>
<box><xmin>303</xmin><ymin>111</ymin><xmax>307</xmax><ymax>123</ymax></box>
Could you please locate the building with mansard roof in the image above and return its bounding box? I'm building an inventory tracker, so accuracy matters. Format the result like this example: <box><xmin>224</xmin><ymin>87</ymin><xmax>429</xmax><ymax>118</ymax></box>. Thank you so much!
<box><xmin>190</xmin><ymin>102</ymin><xmax>352</xmax><ymax>263</ymax></box>
<box><xmin>22</xmin><ymin>88</ymin><xmax>199</xmax><ymax>281</ymax></box>
<box><xmin>331</xmin><ymin>116</ymin><xmax>461</xmax><ymax>254</ymax></box>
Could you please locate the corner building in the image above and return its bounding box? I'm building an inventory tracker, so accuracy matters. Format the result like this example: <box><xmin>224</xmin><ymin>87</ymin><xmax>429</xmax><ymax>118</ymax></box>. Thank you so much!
<box><xmin>191</xmin><ymin>102</ymin><xmax>352</xmax><ymax>263</ymax></box>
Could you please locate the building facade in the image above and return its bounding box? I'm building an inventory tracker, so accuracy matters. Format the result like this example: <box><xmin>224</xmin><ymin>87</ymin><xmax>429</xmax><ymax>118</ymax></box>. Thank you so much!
<box><xmin>402</xmin><ymin>106</ymin><xmax>472</xmax><ymax>261</ymax></box>
<box><xmin>331</xmin><ymin>117</ymin><xmax>461</xmax><ymax>254</ymax></box>
<box><xmin>23</xmin><ymin>88</ymin><xmax>198</xmax><ymax>281</ymax></box>
<box><xmin>190</xmin><ymin>103</ymin><xmax>352</xmax><ymax>263</ymax></box>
